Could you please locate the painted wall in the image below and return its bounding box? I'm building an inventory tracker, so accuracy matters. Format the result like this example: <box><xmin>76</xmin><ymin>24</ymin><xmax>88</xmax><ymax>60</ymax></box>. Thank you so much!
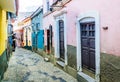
<box><xmin>23</xmin><ymin>20</ymin><xmax>32</xmax><ymax>47</ymax></box>
<box><xmin>67</xmin><ymin>0</ymin><xmax>120</xmax><ymax>56</ymax></box>
<box><xmin>0</xmin><ymin>0</ymin><xmax>18</xmax><ymax>80</ymax></box>
<box><xmin>43</xmin><ymin>14</ymin><xmax>54</xmax><ymax>46</ymax></box>
<box><xmin>18</xmin><ymin>17</ymin><xmax>32</xmax><ymax>47</ymax></box>
<box><xmin>31</xmin><ymin>9</ymin><xmax>43</xmax><ymax>49</ymax></box>
<box><xmin>31</xmin><ymin>10</ymin><xmax>43</xmax><ymax>31</ymax></box>
<box><xmin>43</xmin><ymin>0</ymin><xmax>120</xmax><ymax>56</ymax></box>
<box><xmin>0</xmin><ymin>8</ymin><xmax>8</xmax><ymax>80</ymax></box>
<box><xmin>0</xmin><ymin>9</ymin><xmax>7</xmax><ymax>55</ymax></box>
<box><xmin>43</xmin><ymin>0</ymin><xmax>120</xmax><ymax>82</ymax></box>
<box><xmin>14</xmin><ymin>29</ymin><xmax>23</xmax><ymax>47</ymax></box>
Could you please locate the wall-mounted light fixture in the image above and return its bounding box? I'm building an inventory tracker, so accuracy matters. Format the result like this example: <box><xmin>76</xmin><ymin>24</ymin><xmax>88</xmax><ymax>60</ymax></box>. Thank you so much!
<box><xmin>103</xmin><ymin>26</ymin><xmax>108</xmax><ymax>30</ymax></box>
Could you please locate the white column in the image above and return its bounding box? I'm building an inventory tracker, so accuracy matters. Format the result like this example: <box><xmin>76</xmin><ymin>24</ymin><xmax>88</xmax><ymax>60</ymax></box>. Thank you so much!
<box><xmin>76</xmin><ymin>18</ymin><xmax>82</xmax><ymax>72</ymax></box>
<box><xmin>95</xmin><ymin>13</ymin><xmax>100</xmax><ymax>82</ymax></box>
<box><xmin>64</xmin><ymin>13</ymin><xmax>68</xmax><ymax>65</ymax></box>
<box><xmin>54</xmin><ymin>19</ymin><xmax>60</xmax><ymax>58</ymax></box>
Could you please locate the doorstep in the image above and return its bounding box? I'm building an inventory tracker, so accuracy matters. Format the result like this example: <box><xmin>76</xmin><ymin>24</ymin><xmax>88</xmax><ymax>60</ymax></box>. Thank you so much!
<box><xmin>77</xmin><ymin>72</ymin><xmax>95</xmax><ymax>82</ymax></box>
<box><xmin>56</xmin><ymin>60</ymin><xmax>65</xmax><ymax>67</ymax></box>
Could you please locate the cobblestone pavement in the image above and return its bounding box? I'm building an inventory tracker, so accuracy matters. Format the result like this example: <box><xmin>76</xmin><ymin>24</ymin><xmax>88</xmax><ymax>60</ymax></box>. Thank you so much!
<box><xmin>2</xmin><ymin>48</ymin><xmax>77</xmax><ymax>82</ymax></box>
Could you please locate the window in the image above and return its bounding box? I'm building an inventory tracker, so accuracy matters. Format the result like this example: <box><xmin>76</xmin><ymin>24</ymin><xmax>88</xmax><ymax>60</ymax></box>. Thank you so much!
<box><xmin>36</xmin><ymin>23</ymin><xmax>40</xmax><ymax>30</ymax></box>
<box><xmin>47</xmin><ymin>0</ymin><xmax>50</xmax><ymax>11</ymax></box>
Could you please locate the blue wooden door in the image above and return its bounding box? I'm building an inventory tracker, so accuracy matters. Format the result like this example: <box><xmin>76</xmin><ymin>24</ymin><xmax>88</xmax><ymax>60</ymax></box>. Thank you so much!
<box><xmin>37</xmin><ymin>30</ymin><xmax>44</xmax><ymax>49</ymax></box>
<box><xmin>32</xmin><ymin>32</ymin><xmax>36</xmax><ymax>47</ymax></box>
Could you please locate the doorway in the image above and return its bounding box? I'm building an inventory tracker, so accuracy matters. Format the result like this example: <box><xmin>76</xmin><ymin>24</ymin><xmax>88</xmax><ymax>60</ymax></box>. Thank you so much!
<box><xmin>59</xmin><ymin>20</ymin><xmax>65</xmax><ymax>61</ymax></box>
<box><xmin>80</xmin><ymin>22</ymin><xmax>95</xmax><ymax>72</ymax></box>
<box><xmin>76</xmin><ymin>12</ymin><xmax>100</xmax><ymax>82</ymax></box>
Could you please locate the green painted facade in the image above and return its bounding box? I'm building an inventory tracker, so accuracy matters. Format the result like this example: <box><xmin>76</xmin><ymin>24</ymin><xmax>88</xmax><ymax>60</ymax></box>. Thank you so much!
<box><xmin>67</xmin><ymin>45</ymin><xmax>77</xmax><ymax>69</ymax></box>
<box><xmin>0</xmin><ymin>50</ymin><xmax>8</xmax><ymax>80</ymax></box>
<box><xmin>77</xmin><ymin>53</ymin><xmax>120</xmax><ymax>82</ymax></box>
<box><xmin>100</xmin><ymin>53</ymin><xmax>120</xmax><ymax>82</ymax></box>
<box><xmin>36</xmin><ymin>44</ymin><xmax>120</xmax><ymax>82</ymax></box>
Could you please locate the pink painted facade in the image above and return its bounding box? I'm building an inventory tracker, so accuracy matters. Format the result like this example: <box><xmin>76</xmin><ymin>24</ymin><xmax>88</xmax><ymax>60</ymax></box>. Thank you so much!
<box><xmin>14</xmin><ymin>29</ymin><xmax>23</xmax><ymax>47</ymax></box>
<box><xmin>43</xmin><ymin>0</ymin><xmax>120</xmax><ymax>56</ymax></box>
<box><xmin>43</xmin><ymin>0</ymin><xmax>120</xmax><ymax>82</ymax></box>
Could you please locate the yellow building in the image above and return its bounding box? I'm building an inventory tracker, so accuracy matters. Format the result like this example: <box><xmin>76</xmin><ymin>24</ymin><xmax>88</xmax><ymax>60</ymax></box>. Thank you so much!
<box><xmin>0</xmin><ymin>0</ymin><xmax>18</xmax><ymax>80</ymax></box>
<box><xmin>18</xmin><ymin>17</ymin><xmax>32</xmax><ymax>50</ymax></box>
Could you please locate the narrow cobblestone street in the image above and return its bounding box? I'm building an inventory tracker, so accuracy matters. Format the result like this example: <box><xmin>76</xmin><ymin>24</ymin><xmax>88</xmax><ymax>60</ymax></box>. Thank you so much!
<box><xmin>2</xmin><ymin>48</ymin><xmax>77</xmax><ymax>82</ymax></box>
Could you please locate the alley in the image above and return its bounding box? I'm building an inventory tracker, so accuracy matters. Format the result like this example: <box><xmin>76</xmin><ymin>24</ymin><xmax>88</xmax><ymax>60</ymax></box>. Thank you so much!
<box><xmin>2</xmin><ymin>48</ymin><xmax>77</xmax><ymax>82</ymax></box>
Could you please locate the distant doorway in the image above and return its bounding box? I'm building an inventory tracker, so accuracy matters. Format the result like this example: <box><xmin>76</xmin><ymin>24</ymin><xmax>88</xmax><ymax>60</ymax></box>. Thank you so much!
<box><xmin>47</xmin><ymin>25</ymin><xmax>53</xmax><ymax>53</ymax></box>
<box><xmin>59</xmin><ymin>20</ymin><xmax>65</xmax><ymax>61</ymax></box>
<box><xmin>47</xmin><ymin>29</ymin><xmax>50</xmax><ymax>52</ymax></box>
<box><xmin>54</xmin><ymin>11</ymin><xmax>67</xmax><ymax>65</ymax></box>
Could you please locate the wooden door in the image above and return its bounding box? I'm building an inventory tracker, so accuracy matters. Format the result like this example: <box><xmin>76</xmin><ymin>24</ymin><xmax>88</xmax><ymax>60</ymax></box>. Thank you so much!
<box><xmin>80</xmin><ymin>22</ymin><xmax>95</xmax><ymax>72</ymax></box>
<box><xmin>47</xmin><ymin>30</ymin><xmax>50</xmax><ymax>51</ymax></box>
<box><xmin>59</xmin><ymin>20</ymin><xmax>65</xmax><ymax>61</ymax></box>
<box><xmin>37</xmin><ymin>30</ymin><xmax>44</xmax><ymax>49</ymax></box>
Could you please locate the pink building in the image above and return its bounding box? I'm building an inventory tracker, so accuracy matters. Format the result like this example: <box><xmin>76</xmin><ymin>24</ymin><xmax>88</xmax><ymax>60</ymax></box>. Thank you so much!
<box><xmin>43</xmin><ymin>0</ymin><xmax>120</xmax><ymax>82</ymax></box>
<box><xmin>14</xmin><ymin>29</ymin><xmax>23</xmax><ymax>47</ymax></box>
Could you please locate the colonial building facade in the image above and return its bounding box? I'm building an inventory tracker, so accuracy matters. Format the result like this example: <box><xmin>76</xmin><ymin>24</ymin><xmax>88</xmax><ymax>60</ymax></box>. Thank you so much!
<box><xmin>31</xmin><ymin>7</ymin><xmax>44</xmax><ymax>52</ymax></box>
<box><xmin>18</xmin><ymin>17</ymin><xmax>32</xmax><ymax>50</ymax></box>
<box><xmin>43</xmin><ymin>0</ymin><xmax>120</xmax><ymax>82</ymax></box>
<box><xmin>14</xmin><ymin>29</ymin><xmax>23</xmax><ymax>47</ymax></box>
<box><xmin>0</xmin><ymin>0</ymin><xmax>19</xmax><ymax>80</ymax></box>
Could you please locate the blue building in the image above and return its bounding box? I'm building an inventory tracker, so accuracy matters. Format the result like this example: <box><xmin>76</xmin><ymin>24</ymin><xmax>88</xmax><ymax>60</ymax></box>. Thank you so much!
<box><xmin>31</xmin><ymin>7</ymin><xmax>44</xmax><ymax>52</ymax></box>
<box><xmin>7</xmin><ymin>12</ymin><xmax>17</xmax><ymax>58</ymax></box>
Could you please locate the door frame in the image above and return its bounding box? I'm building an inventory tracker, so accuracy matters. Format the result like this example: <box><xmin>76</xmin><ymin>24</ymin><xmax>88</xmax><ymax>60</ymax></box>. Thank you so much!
<box><xmin>54</xmin><ymin>11</ymin><xmax>68</xmax><ymax>65</ymax></box>
<box><xmin>76</xmin><ymin>11</ymin><xmax>100</xmax><ymax>82</ymax></box>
